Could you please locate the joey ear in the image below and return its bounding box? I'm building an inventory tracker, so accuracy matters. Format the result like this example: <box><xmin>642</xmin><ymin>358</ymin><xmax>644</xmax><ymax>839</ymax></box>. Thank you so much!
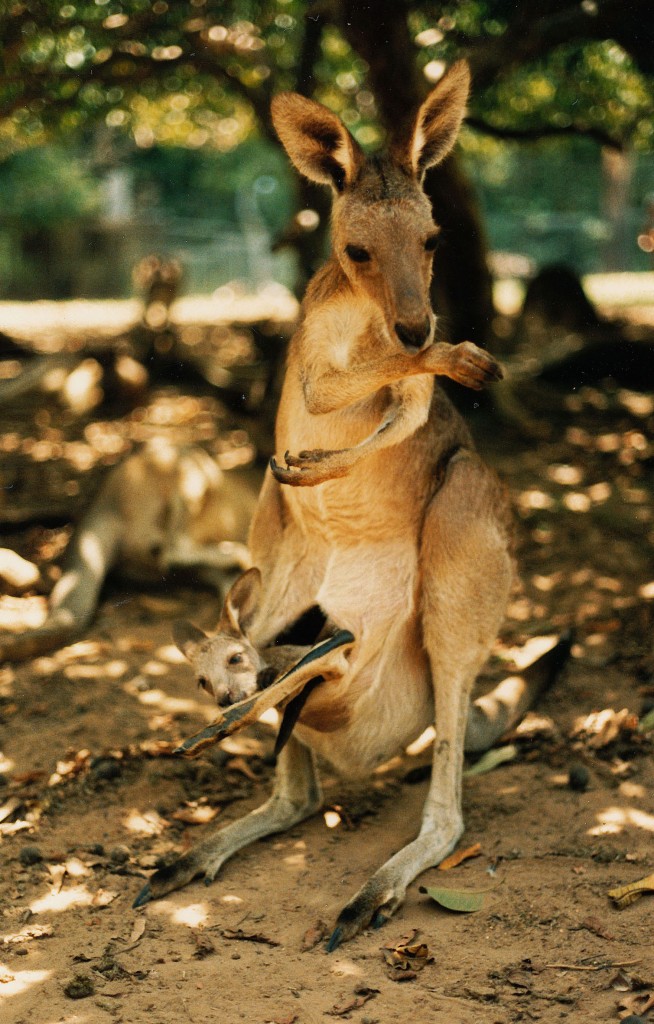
<box><xmin>407</xmin><ymin>60</ymin><xmax>470</xmax><ymax>181</ymax></box>
<box><xmin>173</xmin><ymin>620</ymin><xmax>207</xmax><ymax>661</ymax></box>
<box><xmin>220</xmin><ymin>567</ymin><xmax>261</xmax><ymax>637</ymax></box>
<box><xmin>271</xmin><ymin>92</ymin><xmax>364</xmax><ymax>192</ymax></box>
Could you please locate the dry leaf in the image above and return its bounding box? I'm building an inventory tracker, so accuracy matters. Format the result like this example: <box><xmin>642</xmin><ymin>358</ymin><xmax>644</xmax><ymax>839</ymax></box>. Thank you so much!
<box><xmin>138</xmin><ymin>739</ymin><xmax>178</xmax><ymax>757</ymax></box>
<box><xmin>438</xmin><ymin>842</ymin><xmax>482</xmax><ymax>871</ymax></box>
<box><xmin>192</xmin><ymin>933</ymin><xmax>215</xmax><ymax>959</ymax></box>
<box><xmin>383</xmin><ymin>935</ymin><xmax>434</xmax><ymax>982</ymax></box>
<box><xmin>46</xmin><ymin>863</ymin><xmax>67</xmax><ymax>894</ymax></box>
<box><xmin>122</xmin><ymin>917</ymin><xmax>146</xmax><ymax>949</ymax></box>
<box><xmin>2</xmin><ymin>923</ymin><xmax>53</xmax><ymax>945</ymax></box>
<box><xmin>329</xmin><ymin>985</ymin><xmax>379</xmax><ymax>1015</ymax></box>
<box><xmin>91</xmin><ymin>888</ymin><xmax>118</xmax><ymax>908</ymax></box>
<box><xmin>226</xmin><ymin>756</ymin><xmax>260</xmax><ymax>781</ymax></box>
<box><xmin>608</xmin><ymin>872</ymin><xmax>654</xmax><ymax>909</ymax></box>
<box><xmin>0</xmin><ymin>797</ymin><xmax>22</xmax><ymax>824</ymax></box>
<box><xmin>172</xmin><ymin>802</ymin><xmax>219</xmax><ymax>825</ymax></box>
<box><xmin>573</xmin><ymin>708</ymin><xmax>638</xmax><ymax>749</ymax></box>
<box><xmin>301</xmin><ymin>920</ymin><xmax>327</xmax><ymax>951</ymax></box>
<box><xmin>221</xmin><ymin>928</ymin><xmax>280</xmax><ymax>947</ymax></box>
<box><xmin>463</xmin><ymin>744</ymin><xmax>517</xmax><ymax>777</ymax></box>
<box><xmin>580</xmin><ymin>916</ymin><xmax>614</xmax><ymax>940</ymax></box>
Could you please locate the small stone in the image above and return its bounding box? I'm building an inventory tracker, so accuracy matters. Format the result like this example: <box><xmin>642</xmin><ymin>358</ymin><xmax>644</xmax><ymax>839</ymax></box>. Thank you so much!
<box><xmin>568</xmin><ymin>763</ymin><xmax>590</xmax><ymax>792</ymax></box>
<box><xmin>18</xmin><ymin>846</ymin><xmax>43</xmax><ymax>866</ymax></box>
<box><xmin>109</xmin><ymin>845</ymin><xmax>130</xmax><ymax>865</ymax></box>
<box><xmin>64</xmin><ymin>973</ymin><xmax>95</xmax><ymax>999</ymax></box>
<box><xmin>91</xmin><ymin>758</ymin><xmax>122</xmax><ymax>782</ymax></box>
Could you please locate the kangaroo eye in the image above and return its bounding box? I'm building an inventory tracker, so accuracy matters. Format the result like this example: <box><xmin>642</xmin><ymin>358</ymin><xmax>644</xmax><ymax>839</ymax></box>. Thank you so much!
<box><xmin>228</xmin><ymin>653</ymin><xmax>244</xmax><ymax>666</ymax></box>
<box><xmin>425</xmin><ymin>234</ymin><xmax>440</xmax><ymax>253</ymax></box>
<box><xmin>197</xmin><ymin>677</ymin><xmax>210</xmax><ymax>692</ymax></box>
<box><xmin>345</xmin><ymin>244</ymin><xmax>371</xmax><ymax>263</ymax></box>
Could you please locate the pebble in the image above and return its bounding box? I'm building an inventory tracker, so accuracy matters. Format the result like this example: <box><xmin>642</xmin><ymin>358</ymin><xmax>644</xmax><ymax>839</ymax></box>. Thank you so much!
<box><xmin>568</xmin><ymin>763</ymin><xmax>590</xmax><ymax>792</ymax></box>
<box><xmin>109</xmin><ymin>845</ymin><xmax>131</xmax><ymax>864</ymax></box>
<box><xmin>18</xmin><ymin>845</ymin><xmax>43</xmax><ymax>866</ymax></box>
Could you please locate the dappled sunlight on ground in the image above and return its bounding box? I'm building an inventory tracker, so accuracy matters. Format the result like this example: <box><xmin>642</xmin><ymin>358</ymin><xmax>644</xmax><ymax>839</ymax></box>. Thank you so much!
<box><xmin>29</xmin><ymin>885</ymin><xmax>93</xmax><ymax>915</ymax></box>
<box><xmin>0</xmin><ymin>962</ymin><xmax>52</xmax><ymax>998</ymax></box>
<box><xmin>589</xmin><ymin>805</ymin><xmax>654</xmax><ymax>837</ymax></box>
<box><xmin>122</xmin><ymin>808</ymin><xmax>169</xmax><ymax>837</ymax></box>
<box><xmin>146</xmin><ymin>899</ymin><xmax>210</xmax><ymax>929</ymax></box>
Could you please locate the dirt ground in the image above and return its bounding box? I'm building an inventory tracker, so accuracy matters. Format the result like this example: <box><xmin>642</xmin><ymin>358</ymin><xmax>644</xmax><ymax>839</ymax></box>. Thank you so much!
<box><xmin>1</xmin><ymin>319</ymin><xmax>653</xmax><ymax>1024</ymax></box>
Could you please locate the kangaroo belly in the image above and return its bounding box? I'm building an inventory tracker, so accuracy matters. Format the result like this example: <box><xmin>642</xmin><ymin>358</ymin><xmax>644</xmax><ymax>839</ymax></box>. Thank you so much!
<box><xmin>293</xmin><ymin>540</ymin><xmax>433</xmax><ymax>778</ymax></box>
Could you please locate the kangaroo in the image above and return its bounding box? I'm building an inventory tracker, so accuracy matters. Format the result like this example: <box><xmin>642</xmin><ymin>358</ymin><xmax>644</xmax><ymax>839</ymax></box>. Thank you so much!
<box><xmin>0</xmin><ymin>439</ymin><xmax>255</xmax><ymax>663</ymax></box>
<box><xmin>134</xmin><ymin>62</ymin><xmax>569</xmax><ymax>947</ymax></box>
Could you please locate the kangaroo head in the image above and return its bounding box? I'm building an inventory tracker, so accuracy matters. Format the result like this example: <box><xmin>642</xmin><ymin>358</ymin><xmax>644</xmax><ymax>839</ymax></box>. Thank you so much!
<box><xmin>173</xmin><ymin>568</ymin><xmax>265</xmax><ymax>707</ymax></box>
<box><xmin>271</xmin><ymin>61</ymin><xmax>470</xmax><ymax>351</ymax></box>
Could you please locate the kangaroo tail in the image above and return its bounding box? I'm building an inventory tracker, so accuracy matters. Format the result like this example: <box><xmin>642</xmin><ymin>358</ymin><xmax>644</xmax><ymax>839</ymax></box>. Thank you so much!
<box><xmin>464</xmin><ymin>630</ymin><xmax>573</xmax><ymax>754</ymax></box>
<box><xmin>0</xmin><ymin>496</ymin><xmax>123</xmax><ymax>663</ymax></box>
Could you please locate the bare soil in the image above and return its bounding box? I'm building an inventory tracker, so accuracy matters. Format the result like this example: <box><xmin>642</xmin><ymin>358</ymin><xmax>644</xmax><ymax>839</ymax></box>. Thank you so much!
<box><xmin>1</xmin><ymin>345</ymin><xmax>653</xmax><ymax>1023</ymax></box>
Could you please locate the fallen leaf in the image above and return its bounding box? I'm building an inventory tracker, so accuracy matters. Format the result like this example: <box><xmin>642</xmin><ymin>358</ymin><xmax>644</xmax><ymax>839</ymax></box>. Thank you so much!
<box><xmin>46</xmin><ymin>863</ymin><xmax>67</xmax><ymax>894</ymax></box>
<box><xmin>138</xmin><ymin>739</ymin><xmax>178</xmax><ymax>757</ymax></box>
<box><xmin>573</xmin><ymin>708</ymin><xmax>638</xmax><ymax>749</ymax></box>
<box><xmin>91</xmin><ymin>888</ymin><xmax>118</xmax><ymax>908</ymax></box>
<box><xmin>172</xmin><ymin>802</ymin><xmax>219</xmax><ymax>825</ymax></box>
<box><xmin>2</xmin><ymin>923</ymin><xmax>53</xmax><ymax>945</ymax></box>
<box><xmin>226</xmin><ymin>756</ymin><xmax>260</xmax><ymax>782</ymax></box>
<box><xmin>580</xmin><ymin>916</ymin><xmax>614</xmax><ymax>940</ymax></box>
<box><xmin>438</xmin><ymin>842</ymin><xmax>482</xmax><ymax>871</ymax></box>
<box><xmin>0</xmin><ymin>798</ymin><xmax>22</xmax><ymax>824</ymax></box>
<box><xmin>610</xmin><ymin>968</ymin><xmax>650</xmax><ymax>992</ymax></box>
<box><xmin>639</xmin><ymin>707</ymin><xmax>654</xmax><ymax>733</ymax></box>
<box><xmin>420</xmin><ymin>884</ymin><xmax>487</xmax><ymax>913</ymax></box>
<box><xmin>617</xmin><ymin>991</ymin><xmax>654</xmax><ymax>1018</ymax></box>
<box><xmin>329</xmin><ymin>985</ymin><xmax>379</xmax><ymax>1016</ymax></box>
<box><xmin>301</xmin><ymin>920</ymin><xmax>327</xmax><ymax>951</ymax></box>
<box><xmin>221</xmin><ymin>928</ymin><xmax>280</xmax><ymax>947</ymax></box>
<box><xmin>383</xmin><ymin>935</ymin><xmax>434</xmax><ymax>982</ymax></box>
<box><xmin>192</xmin><ymin>933</ymin><xmax>215</xmax><ymax>959</ymax></box>
<box><xmin>463</xmin><ymin>744</ymin><xmax>517</xmax><ymax>778</ymax></box>
<box><xmin>608</xmin><ymin>872</ymin><xmax>654</xmax><ymax>909</ymax></box>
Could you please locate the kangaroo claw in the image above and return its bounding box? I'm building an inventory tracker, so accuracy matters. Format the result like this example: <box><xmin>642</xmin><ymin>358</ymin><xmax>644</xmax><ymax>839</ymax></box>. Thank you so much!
<box><xmin>325</xmin><ymin>926</ymin><xmax>344</xmax><ymax>954</ymax></box>
<box><xmin>132</xmin><ymin>883</ymin><xmax>152</xmax><ymax>909</ymax></box>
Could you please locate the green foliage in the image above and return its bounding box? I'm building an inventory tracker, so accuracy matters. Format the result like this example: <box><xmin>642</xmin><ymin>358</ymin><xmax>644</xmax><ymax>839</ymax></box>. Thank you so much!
<box><xmin>0</xmin><ymin>146</ymin><xmax>101</xmax><ymax>225</ymax></box>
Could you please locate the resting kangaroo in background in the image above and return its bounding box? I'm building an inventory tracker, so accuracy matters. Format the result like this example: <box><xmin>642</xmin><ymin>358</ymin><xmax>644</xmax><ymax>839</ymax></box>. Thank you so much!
<box><xmin>135</xmin><ymin>62</ymin><xmax>570</xmax><ymax>946</ymax></box>
<box><xmin>0</xmin><ymin>439</ymin><xmax>255</xmax><ymax>663</ymax></box>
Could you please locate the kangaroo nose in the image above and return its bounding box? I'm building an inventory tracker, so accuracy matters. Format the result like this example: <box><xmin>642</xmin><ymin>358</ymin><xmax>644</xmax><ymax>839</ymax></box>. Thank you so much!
<box><xmin>395</xmin><ymin>319</ymin><xmax>431</xmax><ymax>350</ymax></box>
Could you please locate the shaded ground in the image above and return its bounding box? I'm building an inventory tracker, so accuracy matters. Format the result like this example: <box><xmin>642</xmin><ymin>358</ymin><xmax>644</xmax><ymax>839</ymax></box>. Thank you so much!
<box><xmin>0</xmin><ymin>299</ymin><xmax>653</xmax><ymax>1024</ymax></box>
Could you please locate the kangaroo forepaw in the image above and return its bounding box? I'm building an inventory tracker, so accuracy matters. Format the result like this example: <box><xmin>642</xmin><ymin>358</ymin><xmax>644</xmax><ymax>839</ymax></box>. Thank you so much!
<box><xmin>447</xmin><ymin>341</ymin><xmax>503</xmax><ymax>391</ymax></box>
<box><xmin>326</xmin><ymin>881</ymin><xmax>404</xmax><ymax>951</ymax></box>
<box><xmin>270</xmin><ymin>451</ymin><xmax>349</xmax><ymax>487</ymax></box>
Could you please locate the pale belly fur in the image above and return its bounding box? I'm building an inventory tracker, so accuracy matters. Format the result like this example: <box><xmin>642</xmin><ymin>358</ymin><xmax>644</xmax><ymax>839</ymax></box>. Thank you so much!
<box><xmin>292</xmin><ymin>537</ymin><xmax>434</xmax><ymax>779</ymax></box>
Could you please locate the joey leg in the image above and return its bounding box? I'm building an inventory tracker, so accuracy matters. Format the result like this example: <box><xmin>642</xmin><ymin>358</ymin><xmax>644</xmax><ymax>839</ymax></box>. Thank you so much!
<box><xmin>328</xmin><ymin>456</ymin><xmax>512</xmax><ymax>948</ymax></box>
<box><xmin>133</xmin><ymin>736</ymin><xmax>321</xmax><ymax>907</ymax></box>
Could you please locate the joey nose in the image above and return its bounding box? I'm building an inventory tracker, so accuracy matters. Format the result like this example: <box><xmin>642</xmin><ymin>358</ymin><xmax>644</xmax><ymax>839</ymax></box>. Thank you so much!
<box><xmin>395</xmin><ymin>319</ymin><xmax>431</xmax><ymax>350</ymax></box>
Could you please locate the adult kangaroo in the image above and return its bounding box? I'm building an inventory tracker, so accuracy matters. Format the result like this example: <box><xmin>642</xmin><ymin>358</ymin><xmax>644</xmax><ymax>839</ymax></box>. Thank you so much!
<box><xmin>136</xmin><ymin>62</ymin><xmax>568</xmax><ymax>947</ymax></box>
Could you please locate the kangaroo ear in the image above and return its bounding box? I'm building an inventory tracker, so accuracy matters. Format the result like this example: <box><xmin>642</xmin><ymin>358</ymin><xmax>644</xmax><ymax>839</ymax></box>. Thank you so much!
<box><xmin>220</xmin><ymin>567</ymin><xmax>262</xmax><ymax>636</ymax></box>
<box><xmin>271</xmin><ymin>92</ymin><xmax>364</xmax><ymax>192</ymax></box>
<box><xmin>407</xmin><ymin>60</ymin><xmax>470</xmax><ymax>181</ymax></box>
<box><xmin>173</xmin><ymin>620</ymin><xmax>207</xmax><ymax>662</ymax></box>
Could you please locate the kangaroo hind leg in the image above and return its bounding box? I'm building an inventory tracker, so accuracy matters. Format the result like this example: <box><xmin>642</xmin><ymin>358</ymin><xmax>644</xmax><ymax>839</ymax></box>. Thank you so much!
<box><xmin>133</xmin><ymin>735</ymin><xmax>321</xmax><ymax>907</ymax></box>
<box><xmin>328</xmin><ymin>456</ymin><xmax>512</xmax><ymax>948</ymax></box>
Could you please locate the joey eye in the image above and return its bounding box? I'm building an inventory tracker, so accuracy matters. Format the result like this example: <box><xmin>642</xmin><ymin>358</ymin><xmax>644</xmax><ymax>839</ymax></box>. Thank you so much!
<box><xmin>425</xmin><ymin>233</ymin><xmax>440</xmax><ymax>253</ymax></box>
<box><xmin>345</xmin><ymin>244</ymin><xmax>371</xmax><ymax>264</ymax></box>
<box><xmin>227</xmin><ymin>652</ymin><xmax>244</xmax><ymax>666</ymax></box>
<box><xmin>197</xmin><ymin>677</ymin><xmax>210</xmax><ymax>693</ymax></box>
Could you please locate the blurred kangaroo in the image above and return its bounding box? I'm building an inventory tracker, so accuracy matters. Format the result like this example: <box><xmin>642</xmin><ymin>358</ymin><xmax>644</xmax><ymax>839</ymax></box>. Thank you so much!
<box><xmin>135</xmin><ymin>62</ymin><xmax>569</xmax><ymax>946</ymax></box>
<box><xmin>0</xmin><ymin>439</ymin><xmax>255</xmax><ymax>663</ymax></box>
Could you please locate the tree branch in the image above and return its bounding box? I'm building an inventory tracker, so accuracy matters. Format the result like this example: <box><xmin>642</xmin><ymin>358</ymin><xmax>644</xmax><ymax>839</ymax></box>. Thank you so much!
<box><xmin>466</xmin><ymin>116</ymin><xmax>624</xmax><ymax>151</ymax></box>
